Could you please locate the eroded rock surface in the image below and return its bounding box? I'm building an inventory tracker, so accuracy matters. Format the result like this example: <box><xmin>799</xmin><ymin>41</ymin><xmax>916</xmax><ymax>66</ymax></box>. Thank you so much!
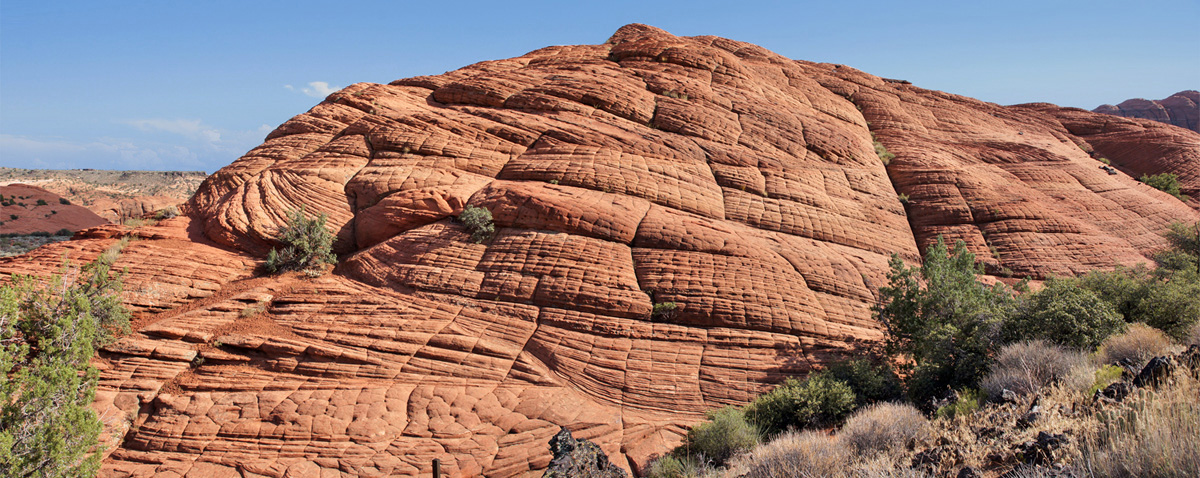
<box><xmin>2</xmin><ymin>24</ymin><xmax>1198</xmax><ymax>477</ymax></box>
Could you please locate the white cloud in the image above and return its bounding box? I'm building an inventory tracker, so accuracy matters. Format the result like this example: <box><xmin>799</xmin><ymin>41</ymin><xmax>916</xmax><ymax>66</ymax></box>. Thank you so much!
<box><xmin>285</xmin><ymin>81</ymin><xmax>341</xmax><ymax>98</ymax></box>
<box><xmin>124</xmin><ymin>118</ymin><xmax>222</xmax><ymax>144</ymax></box>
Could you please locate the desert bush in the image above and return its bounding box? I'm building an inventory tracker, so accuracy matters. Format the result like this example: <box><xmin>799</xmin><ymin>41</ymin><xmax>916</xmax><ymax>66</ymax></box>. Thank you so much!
<box><xmin>736</xmin><ymin>430</ymin><xmax>850</xmax><ymax>478</ymax></box>
<box><xmin>58</xmin><ymin>197</ymin><xmax>70</xmax><ymax>205</ymax></box>
<box><xmin>458</xmin><ymin>205</ymin><xmax>494</xmax><ymax>243</ymax></box>
<box><xmin>652</xmin><ymin>302</ymin><xmax>679</xmax><ymax>321</ymax></box>
<box><xmin>821</xmin><ymin>359</ymin><xmax>903</xmax><ymax>407</ymax></box>
<box><xmin>1189</xmin><ymin>321</ymin><xmax>1200</xmax><ymax>347</ymax></box>
<box><xmin>1002</xmin><ymin>278</ymin><xmax>1124</xmax><ymax>349</ymax></box>
<box><xmin>877</xmin><ymin>237</ymin><xmax>1017</xmax><ymax>404</ymax></box>
<box><xmin>1161</xmin><ymin>221</ymin><xmax>1199</xmax><ymax>273</ymax></box>
<box><xmin>54</xmin><ymin>228</ymin><xmax>72</xmax><ymax>236</ymax></box>
<box><xmin>934</xmin><ymin>388</ymin><xmax>980</xmax><ymax>419</ymax></box>
<box><xmin>1136</xmin><ymin>270</ymin><xmax>1200</xmax><ymax>341</ymax></box>
<box><xmin>1097</xmin><ymin>323</ymin><xmax>1174</xmax><ymax>368</ymax></box>
<box><xmin>873</xmin><ymin>135</ymin><xmax>896</xmax><ymax>165</ymax></box>
<box><xmin>645</xmin><ymin>455</ymin><xmax>712</xmax><ymax>478</ymax></box>
<box><xmin>0</xmin><ymin>252</ymin><xmax>130</xmax><ymax>476</ymax></box>
<box><xmin>678</xmin><ymin>406</ymin><xmax>758</xmax><ymax>467</ymax></box>
<box><xmin>1088</xmin><ymin>365</ymin><xmax>1125</xmax><ymax>396</ymax></box>
<box><xmin>980</xmin><ymin>340</ymin><xmax>1089</xmax><ymax>398</ymax></box>
<box><xmin>745</xmin><ymin>375</ymin><xmax>856</xmax><ymax>438</ymax></box>
<box><xmin>1076</xmin><ymin>266</ymin><xmax>1152</xmax><ymax>320</ymax></box>
<box><xmin>1139</xmin><ymin>172</ymin><xmax>1185</xmax><ymax>201</ymax></box>
<box><xmin>35</xmin><ymin>199</ymin><xmax>48</xmax><ymax>206</ymax></box>
<box><xmin>840</xmin><ymin>402</ymin><xmax>928</xmax><ymax>455</ymax></box>
<box><xmin>265</xmin><ymin>206</ymin><xmax>336</xmax><ymax>276</ymax></box>
<box><xmin>154</xmin><ymin>205</ymin><xmax>179</xmax><ymax>220</ymax></box>
<box><xmin>1083</xmin><ymin>369</ymin><xmax>1200</xmax><ymax>477</ymax></box>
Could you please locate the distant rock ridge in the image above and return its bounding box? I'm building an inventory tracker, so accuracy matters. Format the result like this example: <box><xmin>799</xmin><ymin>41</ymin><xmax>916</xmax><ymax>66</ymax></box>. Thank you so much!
<box><xmin>1094</xmin><ymin>90</ymin><xmax>1200</xmax><ymax>133</ymax></box>
<box><xmin>0</xmin><ymin>167</ymin><xmax>207</xmax><ymax>223</ymax></box>
<box><xmin>0</xmin><ymin>24</ymin><xmax>1197</xmax><ymax>477</ymax></box>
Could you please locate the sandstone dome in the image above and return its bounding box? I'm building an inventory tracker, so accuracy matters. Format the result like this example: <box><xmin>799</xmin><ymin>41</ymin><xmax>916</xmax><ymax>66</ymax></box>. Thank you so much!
<box><xmin>2</xmin><ymin>24</ymin><xmax>1198</xmax><ymax>477</ymax></box>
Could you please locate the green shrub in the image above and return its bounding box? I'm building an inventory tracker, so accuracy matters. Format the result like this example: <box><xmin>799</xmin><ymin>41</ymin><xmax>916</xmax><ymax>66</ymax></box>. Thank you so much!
<box><xmin>1162</xmin><ymin>221</ymin><xmax>1199</xmax><ymax>274</ymax></box>
<box><xmin>59</xmin><ymin>197</ymin><xmax>70</xmax><ymax>205</ymax></box>
<box><xmin>265</xmin><ymin>206</ymin><xmax>336</xmax><ymax>275</ymax></box>
<box><xmin>1137</xmin><ymin>272</ymin><xmax>1200</xmax><ymax>341</ymax></box>
<box><xmin>980</xmin><ymin>340</ymin><xmax>1088</xmax><ymax>399</ymax></box>
<box><xmin>840</xmin><ymin>402</ymin><xmax>928</xmax><ymax>454</ymax></box>
<box><xmin>1077</xmin><ymin>266</ymin><xmax>1152</xmax><ymax>320</ymax></box>
<box><xmin>1002</xmin><ymin>278</ymin><xmax>1124</xmax><ymax>349</ymax></box>
<box><xmin>0</xmin><ymin>251</ymin><xmax>129</xmax><ymax>476</ymax></box>
<box><xmin>678</xmin><ymin>406</ymin><xmax>758</xmax><ymax>467</ymax></box>
<box><xmin>54</xmin><ymin>228</ymin><xmax>72</xmax><ymax>237</ymax></box>
<box><xmin>1097</xmin><ymin>157</ymin><xmax>1111</xmax><ymax>165</ymax></box>
<box><xmin>35</xmin><ymin>199</ymin><xmax>48</xmax><ymax>206</ymax></box>
<box><xmin>1139</xmin><ymin>172</ymin><xmax>1185</xmax><ymax>200</ymax></box>
<box><xmin>153</xmin><ymin>206</ymin><xmax>179</xmax><ymax>220</ymax></box>
<box><xmin>645</xmin><ymin>455</ymin><xmax>709</xmax><ymax>478</ymax></box>
<box><xmin>1088</xmin><ymin>365</ymin><xmax>1125</xmax><ymax>396</ymax></box>
<box><xmin>652</xmin><ymin>302</ymin><xmax>679</xmax><ymax>321</ymax></box>
<box><xmin>820</xmin><ymin>359</ymin><xmax>903</xmax><ymax>407</ymax></box>
<box><xmin>745</xmin><ymin>375</ymin><xmax>856</xmax><ymax>437</ymax></box>
<box><xmin>9</xmin><ymin>214</ymin><xmax>17</xmax><ymax>220</ymax></box>
<box><xmin>458</xmin><ymin>205</ymin><xmax>494</xmax><ymax>243</ymax></box>
<box><xmin>874</xmin><ymin>138</ymin><xmax>895</xmax><ymax>165</ymax></box>
<box><xmin>877</xmin><ymin>237</ymin><xmax>1017</xmax><ymax>404</ymax></box>
<box><xmin>934</xmin><ymin>388</ymin><xmax>981</xmax><ymax>419</ymax></box>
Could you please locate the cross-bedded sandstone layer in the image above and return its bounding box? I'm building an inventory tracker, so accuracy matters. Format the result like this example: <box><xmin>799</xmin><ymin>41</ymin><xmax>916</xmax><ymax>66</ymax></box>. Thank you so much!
<box><xmin>2</xmin><ymin>24</ymin><xmax>1198</xmax><ymax>477</ymax></box>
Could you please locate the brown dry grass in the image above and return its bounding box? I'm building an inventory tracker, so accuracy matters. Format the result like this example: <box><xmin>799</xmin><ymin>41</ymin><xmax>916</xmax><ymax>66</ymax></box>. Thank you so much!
<box><xmin>840</xmin><ymin>402</ymin><xmax>929</xmax><ymax>455</ymax></box>
<box><xmin>1097</xmin><ymin>323</ymin><xmax>1175</xmax><ymax>368</ymax></box>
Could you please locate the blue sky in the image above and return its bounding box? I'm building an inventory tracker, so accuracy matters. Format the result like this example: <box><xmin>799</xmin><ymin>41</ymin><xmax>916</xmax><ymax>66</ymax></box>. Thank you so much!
<box><xmin>2</xmin><ymin>0</ymin><xmax>1197</xmax><ymax>173</ymax></box>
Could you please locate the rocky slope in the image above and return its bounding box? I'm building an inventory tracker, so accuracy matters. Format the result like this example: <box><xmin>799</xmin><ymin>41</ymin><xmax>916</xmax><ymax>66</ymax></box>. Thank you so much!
<box><xmin>0</xmin><ymin>168</ymin><xmax>207</xmax><ymax>223</ymax></box>
<box><xmin>0</xmin><ymin>183</ymin><xmax>108</xmax><ymax>235</ymax></box>
<box><xmin>1093</xmin><ymin>90</ymin><xmax>1199</xmax><ymax>133</ymax></box>
<box><xmin>1</xmin><ymin>24</ymin><xmax>1198</xmax><ymax>477</ymax></box>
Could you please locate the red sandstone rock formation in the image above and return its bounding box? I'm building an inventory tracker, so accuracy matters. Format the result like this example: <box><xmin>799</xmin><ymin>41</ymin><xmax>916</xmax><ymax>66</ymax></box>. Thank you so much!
<box><xmin>1094</xmin><ymin>90</ymin><xmax>1200</xmax><ymax>133</ymax></box>
<box><xmin>1</xmin><ymin>24</ymin><xmax>1198</xmax><ymax>477</ymax></box>
<box><xmin>0</xmin><ymin>183</ymin><xmax>109</xmax><ymax>234</ymax></box>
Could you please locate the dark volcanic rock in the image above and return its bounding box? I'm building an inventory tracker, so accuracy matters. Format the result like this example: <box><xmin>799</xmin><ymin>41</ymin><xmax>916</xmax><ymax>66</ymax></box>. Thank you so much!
<box><xmin>543</xmin><ymin>427</ymin><xmax>629</xmax><ymax>478</ymax></box>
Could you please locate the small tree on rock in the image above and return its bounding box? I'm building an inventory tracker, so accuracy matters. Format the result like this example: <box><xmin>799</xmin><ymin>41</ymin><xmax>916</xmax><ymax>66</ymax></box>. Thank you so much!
<box><xmin>265</xmin><ymin>206</ymin><xmax>336</xmax><ymax>276</ymax></box>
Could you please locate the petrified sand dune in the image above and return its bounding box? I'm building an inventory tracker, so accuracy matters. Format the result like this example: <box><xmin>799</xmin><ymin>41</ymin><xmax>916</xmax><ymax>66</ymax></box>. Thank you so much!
<box><xmin>1</xmin><ymin>24</ymin><xmax>1198</xmax><ymax>477</ymax></box>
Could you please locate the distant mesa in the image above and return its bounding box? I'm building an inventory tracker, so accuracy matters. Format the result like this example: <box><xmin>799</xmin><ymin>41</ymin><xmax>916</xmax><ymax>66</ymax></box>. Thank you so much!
<box><xmin>1093</xmin><ymin>90</ymin><xmax>1200</xmax><ymax>133</ymax></box>
<box><xmin>0</xmin><ymin>167</ymin><xmax>207</xmax><ymax>223</ymax></box>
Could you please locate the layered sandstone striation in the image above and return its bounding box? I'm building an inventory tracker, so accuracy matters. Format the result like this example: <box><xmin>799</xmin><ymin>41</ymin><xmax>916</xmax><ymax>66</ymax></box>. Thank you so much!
<box><xmin>1094</xmin><ymin>90</ymin><xmax>1199</xmax><ymax>133</ymax></box>
<box><xmin>1</xmin><ymin>24</ymin><xmax>1198</xmax><ymax>477</ymax></box>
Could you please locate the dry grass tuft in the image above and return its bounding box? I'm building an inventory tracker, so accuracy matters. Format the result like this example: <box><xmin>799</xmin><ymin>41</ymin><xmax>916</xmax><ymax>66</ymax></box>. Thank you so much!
<box><xmin>1097</xmin><ymin>323</ymin><xmax>1175</xmax><ymax>368</ymax></box>
<box><xmin>981</xmin><ymin>340</ymin><xmax>1090</xmax><ymax>399</ymax></box>
<box><xmin>840</xmin><ymin>402</ymin><xmax>928</xmax><ymax>455</ymax></box>
<box><xmin>734</xmin><ymin>430</ymin><xmax>849</xmax><ymax>478</ymax></box>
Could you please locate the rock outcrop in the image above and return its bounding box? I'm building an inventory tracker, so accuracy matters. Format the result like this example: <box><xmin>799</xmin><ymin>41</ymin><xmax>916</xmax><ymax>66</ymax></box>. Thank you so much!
<box><xmin>0</xmin><ymin>183</ymin><xmax>109</xmax><ymax>234</ymax></box>
<box><xmin>1094</xmin><ymin>90</ymin><xmax>1199</xmax><ymax>133</ymax></box>
<box><xmin>1</xmin><ymin>24</ymin><xmax>1198</xmax><ymax>477</ymax></box>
